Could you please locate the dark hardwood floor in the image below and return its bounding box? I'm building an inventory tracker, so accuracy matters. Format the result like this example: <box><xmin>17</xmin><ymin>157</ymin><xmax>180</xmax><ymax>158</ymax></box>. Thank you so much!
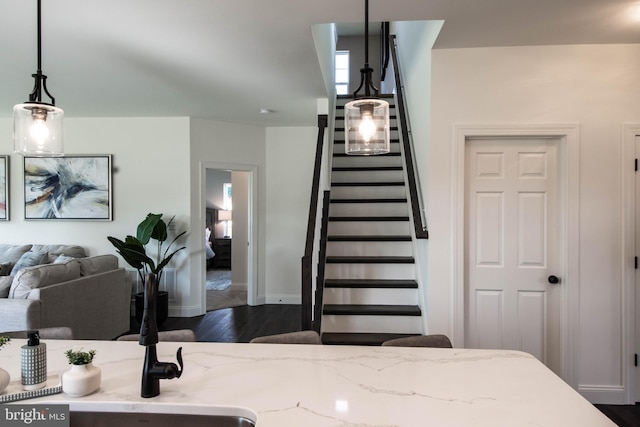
<box><xmin>595</xmin><ymin>404</ymin><xmax>640</xmax><ymax>427</ymax></box>
<box><xmin>129</xmin><ymin>304</ymin><xmax>639</xmax><ymax>426</ymax></box>
<box><xmin>128</xmin><ymin>304</ymin><xmax>302</xmax><ymax>343</ymax></box>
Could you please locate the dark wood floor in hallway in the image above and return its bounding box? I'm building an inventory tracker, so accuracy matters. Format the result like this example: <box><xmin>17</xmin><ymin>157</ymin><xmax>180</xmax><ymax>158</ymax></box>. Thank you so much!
<box><xmin>129</xmin><ymin>304</ymin><xmax>639</xmax><ymax>426</ymax></box>
<box><xmin>129</xmin><ymin>304</ymin><xmax>302</xmax><ymax>343</ymax></box>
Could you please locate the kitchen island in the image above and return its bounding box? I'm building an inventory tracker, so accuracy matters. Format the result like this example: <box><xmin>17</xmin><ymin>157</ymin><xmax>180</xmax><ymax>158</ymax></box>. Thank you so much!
<box><xmin>0</xmin><ymin>339</ymin><xmax>615</xmax><ymax>426</ymax></box>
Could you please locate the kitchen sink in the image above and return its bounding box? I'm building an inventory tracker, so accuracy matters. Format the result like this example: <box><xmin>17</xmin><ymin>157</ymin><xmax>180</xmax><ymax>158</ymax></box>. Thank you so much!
<box><xmin>69</xmin><ymin>402</ymin><xmax>256</xmax><ymax>427</ymax></box>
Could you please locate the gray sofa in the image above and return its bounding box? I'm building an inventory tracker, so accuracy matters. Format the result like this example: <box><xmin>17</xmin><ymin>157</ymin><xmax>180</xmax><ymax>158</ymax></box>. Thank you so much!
<box><xmin>0</xmin><ymin>244</ymin><xmax>131</xmax><ymax>340</ymax></box>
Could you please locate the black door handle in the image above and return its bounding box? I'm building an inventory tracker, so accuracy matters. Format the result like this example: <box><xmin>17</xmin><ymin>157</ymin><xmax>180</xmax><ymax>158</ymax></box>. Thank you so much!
<box><xmin>548</xmin><ymin>275</ymin><xmax>560</xmax><ymax>284</ymax></box>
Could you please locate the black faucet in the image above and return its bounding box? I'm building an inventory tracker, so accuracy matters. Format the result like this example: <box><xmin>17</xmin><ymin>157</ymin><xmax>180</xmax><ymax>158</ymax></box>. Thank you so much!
<box><xmin>140</xmin><ymin>272</ymin><xmax>183</xmax><ymax>398</ymax></box>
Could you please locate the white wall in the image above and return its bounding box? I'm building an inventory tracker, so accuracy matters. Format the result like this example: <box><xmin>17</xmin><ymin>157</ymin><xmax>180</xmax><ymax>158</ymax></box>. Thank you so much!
<box><xmin>0</xmin><ymin>116</ymin><xmax>192</xmax><ymax>309</ymax></box>
<box><xmin>392</xmin><ymin>20</ymin><xmax>443</xmax><ymax>331</ymax></box>
<box><xmin>428</xmin><ymin>44</ymin><xmax>640</xmax><ymax>403</ymax></box>
<box><xmin>231</xmin><ymin>171</ymin><xmax>249</xmax><ymax>288</ymax></box>
<box><xmin>265</xmin><ymin>126</ymin><xmax>317</xmax><ymax>303</ymax></box>
<box><xmin>190</xmin><ymin>118</ymin><xmax>266</xmax><ymax>307</ymax></box>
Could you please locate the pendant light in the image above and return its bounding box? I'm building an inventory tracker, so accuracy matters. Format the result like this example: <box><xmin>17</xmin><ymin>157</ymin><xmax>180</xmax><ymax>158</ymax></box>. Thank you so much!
<box><xmin>344</xmin><ymin>0</ymin><xmax>390</xmax><ymax>156</ymax></box>
<box><xmin>14</xmin><ymin>0</ymin><xmax>64</xmax><ymax>157</ymax></box>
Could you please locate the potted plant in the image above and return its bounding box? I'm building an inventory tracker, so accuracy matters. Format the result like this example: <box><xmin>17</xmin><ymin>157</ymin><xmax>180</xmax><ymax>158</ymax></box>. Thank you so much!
<box><xmin>62</xmin><ymin>348</ymin><xmax>101</xmax><ymax>397</ymax></box>
<box><xmin>0</xmin><ymin>336</ymin><xmax>10</xmax><ymax>393</ymax></box>
<box><xmin>108</xmin><ymin>213</ymin><xmax>187</xmax><ymax>325</ymax></box>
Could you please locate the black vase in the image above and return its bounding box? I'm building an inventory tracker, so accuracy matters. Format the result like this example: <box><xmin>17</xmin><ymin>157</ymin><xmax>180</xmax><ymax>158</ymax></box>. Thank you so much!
<box><xmin>134</xmin><ymin>290</ymin><xmax>169</xmax><ymax>326</ymax></box>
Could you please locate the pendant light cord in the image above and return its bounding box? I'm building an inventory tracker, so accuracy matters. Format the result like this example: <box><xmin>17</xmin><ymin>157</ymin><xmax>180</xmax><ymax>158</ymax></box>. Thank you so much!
<box><xmin>37</xmin><ymin>0</ymin><xmax>42</xmax><ymax>74</ymax></box>
<box><xmin>364</xmin><ymin>0</ymin><xmax>369</xmax><ymax>66</ymax></box>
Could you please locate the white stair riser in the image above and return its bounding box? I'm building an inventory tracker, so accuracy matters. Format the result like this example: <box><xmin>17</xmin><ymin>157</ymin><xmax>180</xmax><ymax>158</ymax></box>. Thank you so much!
<box><xmin>329</xmin><ymin>202</ymin><xmax>408</xmax><ymax>217</ymax></box>
<box><xmin>327</xmin><ymin>241</ymin><xmax>413</xmax><ymax>257</ymax></box>
<box><xmin>321</xmin><ymin>315</ymin><xmax>422</xmax><ymax>333</ymax></box>
<box><xmin>330</xmin><ymin>186</ymin><xmax>407</xmax><ymax>200</ymax></box>
<box><xmin>332</xmin><ymin>155</ymin><xmax>402</xmax><ymax>169</ymax></box>
<box><xmin>332</xmin><ymin>170</ymin><xmax>405</xmax><ymax>183</ymax></box>
<box><xmin>328</xmin><ymin>221</ymin><xmax>411</xmax><ymax>235</ymax></box>
<box><xmin>324</xmin><ymin>288</ymin><xmax>418</xmax><ymax>305</ymax></box>
<box><xmin>325</xmin><ymin>263</ymin><xmax>415</xmax><ymax>280</ymax></box>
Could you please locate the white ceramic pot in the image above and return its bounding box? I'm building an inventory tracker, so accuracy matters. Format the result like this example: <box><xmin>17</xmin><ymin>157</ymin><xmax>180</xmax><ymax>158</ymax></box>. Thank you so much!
<box><xmin>62</xmin><ymin>363</ymin><xmax>101</xmax><ymax>397</ymax></box>
<box><xmin>0</xmin><ymin>367</ymin><xmax>9</xmax><ymax>393</ymax></box>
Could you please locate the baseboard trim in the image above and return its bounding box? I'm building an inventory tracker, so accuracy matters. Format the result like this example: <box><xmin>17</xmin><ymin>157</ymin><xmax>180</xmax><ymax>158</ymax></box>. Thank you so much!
<box><xmin>578</xmin><ymin>385</ymin><xmax>626</xmax><ymax>404</ymax></box>
<box><xmin>265</xmin><ymin>294</ymin><xmax>301</xmax><ymax>304</ymax></box>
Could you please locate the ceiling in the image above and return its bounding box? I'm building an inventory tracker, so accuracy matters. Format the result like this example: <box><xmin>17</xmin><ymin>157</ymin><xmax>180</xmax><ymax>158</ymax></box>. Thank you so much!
<box><xmin>1</xmin><ymin>0</ymin><xmax>640</xmax><ymax>127</ymax></box>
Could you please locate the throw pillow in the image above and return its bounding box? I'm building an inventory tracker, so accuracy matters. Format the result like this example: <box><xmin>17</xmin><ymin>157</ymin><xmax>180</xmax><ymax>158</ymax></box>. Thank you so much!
<box><xmin>0</xmin><ymin>262</ymin><xmax>12</xmax><ymax>276</ymax></box>
<box><xmin>10</xmin><ymin>251</ymin><xmax>48</xmax><ymax>277</ymax></box>
<box><xmin>53</xmin><ymin>254</ymin><xmax>76</xmax><ymax>264</ymax></box>
<box><xmin>0</xmin><ymin>276</ymin><xmax>12</xmax><ymax>298</ymax></box>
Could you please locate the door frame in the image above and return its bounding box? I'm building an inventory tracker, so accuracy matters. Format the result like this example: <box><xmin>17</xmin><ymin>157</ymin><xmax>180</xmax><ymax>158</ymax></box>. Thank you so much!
<box><xmin>452</xmin><ymin>124</ymin><xmax>580</xmax><ymax>388</ymax></box>
<box><xmin>622</xmin><ymin>124</ymin><xmax>640</xmax><ymax>403</ymax></box>
<box><xmin>199</xmin><ymin>161</ymin><xmax>259</xmax><ymax>310</ymax></box>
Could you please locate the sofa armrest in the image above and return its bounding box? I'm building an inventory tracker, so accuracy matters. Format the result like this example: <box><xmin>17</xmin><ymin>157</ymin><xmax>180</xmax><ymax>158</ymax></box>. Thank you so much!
<box><xmin>0</xmin><ymin>299</ymin><xmax>41</xmax><ymax>332</ymax></box>
<box><xmin>32</xmin><ymin>268</ymin><xmax>131</xmax><ymax>340</ymax></box>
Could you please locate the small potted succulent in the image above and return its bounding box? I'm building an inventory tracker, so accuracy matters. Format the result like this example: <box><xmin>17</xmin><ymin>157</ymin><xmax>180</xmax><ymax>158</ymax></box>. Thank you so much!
<box><xmin>62</xmin><ymin>348</ymin><xmax>101</xmax><ymax>397</ymax></box>
<box><xmin>0</xmin><ymin>336</ymin><xmax>10</xmax><ymax>393</ymax></box>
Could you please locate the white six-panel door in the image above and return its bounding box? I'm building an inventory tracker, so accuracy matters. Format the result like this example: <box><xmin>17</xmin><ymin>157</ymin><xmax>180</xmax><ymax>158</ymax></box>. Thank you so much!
<box><xmin>465</xmin><ymin>137</ymin><xmax>562</xmax><ymax>375</ymax></box>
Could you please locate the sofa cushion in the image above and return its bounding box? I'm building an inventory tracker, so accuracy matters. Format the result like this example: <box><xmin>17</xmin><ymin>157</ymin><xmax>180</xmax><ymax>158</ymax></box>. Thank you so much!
<box><xmin>9</xmin><ymin>261</ymin><xmax>81</xmax><ymax>299</ymax></box>
<box><xmin>31</xmin><ymin>244</ymin><xmax>86</xmax><ymax>259</ymax></box>
<box><xmin>0</xmin><ymin>244</ymin><xmax>33</xmax><ymax>265</ymax></box>
<box><xmin>0</xmin><ymin>276</ymin><xmax>12</xmax><ymax>298</ymax></box>
<box><xmin>77</xmin><ymin>255</ymin><xmax>118</xmax><ymax>276</ymax></box>
<box><xmin>0</xmin><ymin>262</ymin><xmax>12</xmax><ymax>276</ymax></box>
<box><xmin>10</xmin><ymin>250</ymin><xmax>49</xmax><ymax>277</ymax></box>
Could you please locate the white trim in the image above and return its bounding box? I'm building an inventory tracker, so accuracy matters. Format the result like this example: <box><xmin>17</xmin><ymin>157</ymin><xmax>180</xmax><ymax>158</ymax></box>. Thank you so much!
<box><xmin>199</xmin><ymin>161</ymin><xmax>259</xmax><ymax>311</ymax></box>
<box><xmin>265</xmin><ymin>294</ymin><xmax>302</xmax><ymax>304</ymax></box>
<box><xmin>452</xmin><ymin>124</ymin><xmax>580</xmax><ymax>388</ymax></box>
<box><xmin>578</xmin><ymin>385</ymin><xmax>627</xmax><ymax>405</ymax></box>
<box><xmin>622</xmin><ymin>124</ymin><xmax>640</xmax><ymax>403</ymax></box>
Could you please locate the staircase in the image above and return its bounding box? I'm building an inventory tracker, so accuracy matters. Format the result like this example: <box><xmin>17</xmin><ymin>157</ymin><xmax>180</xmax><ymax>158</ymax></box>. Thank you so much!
<box><xmin>320</xmin><ymin>95</ymin><xmax>423</xmax><ymax>346</ymax></box>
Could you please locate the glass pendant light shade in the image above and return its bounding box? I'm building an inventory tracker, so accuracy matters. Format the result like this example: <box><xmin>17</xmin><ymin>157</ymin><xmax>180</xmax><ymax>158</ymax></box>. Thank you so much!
<box><xmin>14</xmin><ymin>103</ymin><xmax>64</xmax><ymax>157</ymax></box>
<box><xmin>344</xmin><ymin>98</ymin><xmax>390</xmax><ymax>155</ymax></box>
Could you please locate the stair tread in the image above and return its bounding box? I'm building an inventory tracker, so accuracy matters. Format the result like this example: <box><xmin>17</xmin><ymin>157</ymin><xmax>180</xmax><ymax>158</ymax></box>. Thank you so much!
<box><xmin>332</xmin><ymin>182</ymin><xmax>405</xmax><ymax>187</ymax></box>
<box><xmin>333</xmin><ymin>139</ymin><xmax>400</xmax><ymax>144</ymax></box>
<box><xmin>323</xmin><ymin>304</ymin><xmax>422</xmax><ymax>316</ymax></box>
<box><xmin>321</xmin><ymin>332</ymin><xmax>419</xmax><ymax>346</ymax></box>
<box><xmin>332</xmin><ymin>166</ymin><xmax>403</xmax><ymax>171</ymax></box>
<box><xmin>333</xmin><ymin>152</ymin><xmax>401</xmax><ymax>157</ymax></box>
<box><xmin>329</xmin><ymin>216</ymin><xmax>409</xmax><ymax>221</ymax></box>
<box><xmin>325</xmin><ymin>279</ymin><xmax>418</xmax><ymax>288</ymax></box>
<box><xmin>326</xmin><ymin>256</ymin><xmax>415</xmax><ymax>264</ymax></box>
<box><xmin>330</xmin><ymin>198</ymin><xmax>407</xmax><ymax>203</ymax></box>
<box><xmin>327</xmin><ymin>235</ymin><xmax>412</xmax><ymax>241</ymax></box>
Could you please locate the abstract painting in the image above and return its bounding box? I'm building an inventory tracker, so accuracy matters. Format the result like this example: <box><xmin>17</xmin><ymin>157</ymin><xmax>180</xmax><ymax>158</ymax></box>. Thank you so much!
<box><xmin>24</xmin><ymin>155</ymin><xmax>112</xmax><ymax>220</ymax></box>
<box><xmin>0</xmin><ymin>156</ymin><xmax>8</xmax><ymax>220</ymax></box>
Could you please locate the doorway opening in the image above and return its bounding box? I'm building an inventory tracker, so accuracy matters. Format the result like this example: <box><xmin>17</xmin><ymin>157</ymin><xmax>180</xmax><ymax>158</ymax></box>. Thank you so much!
<box><xmin>200</xmin><ymin>162</ymin><xmax>258</xmax><ymax>314</ymax></box>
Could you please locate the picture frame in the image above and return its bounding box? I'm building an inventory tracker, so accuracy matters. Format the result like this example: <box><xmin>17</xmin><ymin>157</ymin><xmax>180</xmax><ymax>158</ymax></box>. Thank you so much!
<box><xmin>0</xmin><ymin>155</ymin><xmax>8</xmax><ymax>221</ymax></box>
<box><xmin>24</xmin><ymin>155</ymin><xmax>112</xmax><ymax>220</ymax></box>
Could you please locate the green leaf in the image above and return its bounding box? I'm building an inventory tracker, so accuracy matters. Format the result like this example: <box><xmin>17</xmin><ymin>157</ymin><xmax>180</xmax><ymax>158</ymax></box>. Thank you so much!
<box><xmin>137</xmin><ymin>213</ymin><xmax>162</xmax><ymax>244</ymax></box>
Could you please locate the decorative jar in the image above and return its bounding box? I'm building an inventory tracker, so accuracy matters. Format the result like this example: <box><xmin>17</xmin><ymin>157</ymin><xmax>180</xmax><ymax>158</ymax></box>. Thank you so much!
<box><xmin>62</xmin><ymin>363</ymin><xmax>101</xmax><ymax>397</ymax></box>
<box><xmin>0</xmin><ymin>367</ymin><xmax>9</xmax><ymax>393</ymax></box>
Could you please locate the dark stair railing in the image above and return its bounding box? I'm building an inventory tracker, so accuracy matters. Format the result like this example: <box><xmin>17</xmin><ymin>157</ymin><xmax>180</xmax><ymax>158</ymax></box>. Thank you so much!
<box><xmin>389</xmin><ymin>34</ymin><xmax>428</xmax><ymax>239</ymax></box>
<box><xmin>302</xmin><ymin>114</ymin><xmax>328</xmax><ymax>330</ymax></box>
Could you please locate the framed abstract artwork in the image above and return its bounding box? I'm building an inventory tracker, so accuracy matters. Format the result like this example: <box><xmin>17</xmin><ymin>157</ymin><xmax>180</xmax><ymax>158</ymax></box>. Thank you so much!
<box><xmin>0</xmin><ymin>155</ymin><xmax>8</xmax><ymax>221</ymax></box>
<box><xmin>24</xmin><ymin>155</ymin><xmax>112</xmax><ymax>220</ymax></box>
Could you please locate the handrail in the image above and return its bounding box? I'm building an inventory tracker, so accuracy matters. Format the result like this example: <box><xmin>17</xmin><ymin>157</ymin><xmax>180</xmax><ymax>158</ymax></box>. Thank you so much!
<box><xmin>389</xmin><ymin>34</ymin><xmax>428</xmax><ymax>239</ymax></box>
<box><xmin>312</xmin><ymin>191</ymin><xmax>331</xmax><ymax>333</ymax></box>
<box><xmin>302</xmin><ymin>114</ymin><xmax>328</xmax><ymax>330</ymax></box>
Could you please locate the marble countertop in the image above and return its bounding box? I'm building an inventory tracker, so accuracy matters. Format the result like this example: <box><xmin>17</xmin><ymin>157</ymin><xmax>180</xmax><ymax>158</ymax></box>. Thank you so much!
<box><xmin>0</xmin><ymin>339</ymin><xmax>615</xmax><ymax>426</ymax></box>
